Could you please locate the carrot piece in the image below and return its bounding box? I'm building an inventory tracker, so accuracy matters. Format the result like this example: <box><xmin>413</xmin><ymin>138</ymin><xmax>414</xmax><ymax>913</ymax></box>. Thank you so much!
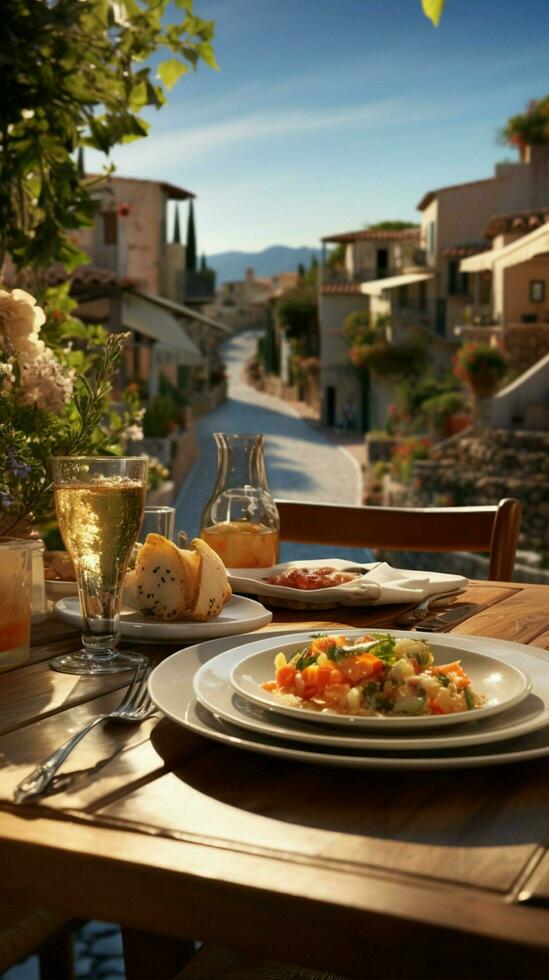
<box><xmin>276</xmin><ymin>665</ymin><xmax>296</xmax><ymax>689</ymax></box>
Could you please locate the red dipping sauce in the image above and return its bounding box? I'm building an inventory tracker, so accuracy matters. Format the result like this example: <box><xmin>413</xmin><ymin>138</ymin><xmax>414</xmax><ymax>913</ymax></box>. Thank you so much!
<box><xmin>264</xmin><ymin>566</ymin><xmax>359</xmax><ymax>590</ymax></box>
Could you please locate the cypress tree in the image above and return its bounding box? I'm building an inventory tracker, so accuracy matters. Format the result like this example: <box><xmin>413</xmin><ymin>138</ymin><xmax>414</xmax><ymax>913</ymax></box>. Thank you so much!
<box><xmin>173</xmin><ymin>205</ymin><xmax>181</xmax><ymax>244</ymax></box>
<box><xmin>186</xmin><ymin>200</ymin><xmax>197</xmax><ymax>271</ymax></box>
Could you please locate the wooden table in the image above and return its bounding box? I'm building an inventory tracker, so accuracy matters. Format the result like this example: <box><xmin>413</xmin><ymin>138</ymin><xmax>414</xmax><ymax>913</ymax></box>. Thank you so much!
<box><xmin>2</xmin><ymin>580</ymin><xmax>549</xmax><ymax>979</ymax></box>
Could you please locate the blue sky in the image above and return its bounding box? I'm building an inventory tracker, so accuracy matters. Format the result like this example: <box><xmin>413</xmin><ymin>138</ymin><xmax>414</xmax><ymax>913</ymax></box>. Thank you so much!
<box><xmin>88</xmin><ymin>0</ymin><xmax>549</xmax><ymax>255</ymax></box>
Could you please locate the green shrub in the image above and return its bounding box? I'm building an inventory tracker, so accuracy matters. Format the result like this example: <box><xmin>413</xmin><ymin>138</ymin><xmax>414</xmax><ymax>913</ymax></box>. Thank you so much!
<box><xmin>143</xmin><ymin>395</ymin><xmax>179</xmax><ymax>438</ymax></box>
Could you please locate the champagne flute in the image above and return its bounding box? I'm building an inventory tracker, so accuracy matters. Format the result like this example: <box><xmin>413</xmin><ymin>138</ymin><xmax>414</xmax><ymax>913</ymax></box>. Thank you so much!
<box><xmin>50</xmin><ymin>456</ymin><xmax>148</xmax><ymax>675</ymax></box>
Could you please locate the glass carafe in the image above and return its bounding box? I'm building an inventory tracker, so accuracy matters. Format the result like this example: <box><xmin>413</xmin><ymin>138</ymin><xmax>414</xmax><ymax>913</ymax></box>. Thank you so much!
<box><xmin>200</xmin><ymin>433</ymin><xmax>280</xmax><ymax>568</ymax></box>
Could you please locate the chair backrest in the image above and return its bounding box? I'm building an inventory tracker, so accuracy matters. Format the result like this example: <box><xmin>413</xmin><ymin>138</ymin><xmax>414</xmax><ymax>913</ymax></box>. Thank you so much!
<box><xmin>275</xmin><ymin>498</ymin><xmax>522</xmax><ymax>581</ymax></box>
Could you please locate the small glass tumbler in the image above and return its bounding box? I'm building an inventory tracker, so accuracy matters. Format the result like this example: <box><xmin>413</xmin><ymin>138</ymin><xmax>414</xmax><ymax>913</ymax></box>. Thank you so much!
<box><xmin>0</xmin><ymin>538</ymin><xmax>33</xmax><ymax>672</ymax></box>
<box><xmin>51</xmin><ymin>456</ymin><xmax>148</xmax><ymax>675</ymax></box>
<box><xmin>138</xmin><ymin>506</ymin><xmax>175</xmax><ymax>544</ymax></box>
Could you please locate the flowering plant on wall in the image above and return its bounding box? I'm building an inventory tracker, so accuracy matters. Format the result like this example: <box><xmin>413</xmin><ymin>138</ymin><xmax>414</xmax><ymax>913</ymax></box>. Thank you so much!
<box><xmin>453</xmin><ymin>343</ymin><xmax>507</xmax><ymax>399</ymax></box>
<box><xmin>501</xmin><ymin>97</ymin><xmax>549</xmax><ymax>158</ymax></box>
<box><xmin>0</xmin><ymin>285</ymin><xmax>141</xmax><ymax>536</ymax></box>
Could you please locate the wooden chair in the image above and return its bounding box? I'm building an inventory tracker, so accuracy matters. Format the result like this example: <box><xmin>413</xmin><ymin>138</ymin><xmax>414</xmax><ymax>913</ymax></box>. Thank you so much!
<box><xmin>174</xmin><ymin>943</ymin><xmax>352</xmax><ymax>980</ymax></box>
<box><xmin>275</xmin><ymin>498</ymin><xmax>522</xmax><ymax>581</ymax></box>
<box><xmin>0</xmin><ymin>899</ymin><xmax>74</xmax><ymax>979</ymax></box>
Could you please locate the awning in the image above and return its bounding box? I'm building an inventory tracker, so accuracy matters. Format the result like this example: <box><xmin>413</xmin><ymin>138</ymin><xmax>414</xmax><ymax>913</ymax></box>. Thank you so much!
<box><xmin>360</xmin><ymin>272</ymin><xmax>432</xmax><ymax>297</ymax></box>
<box><xmin>460</xmin><ymin>222</ymin><xmax>549</xmax><ymax>273</ymax></box>
<box><xmin>135</xmin><ymin>290</ymin><xmax>232</xmax><ymax>334</ymax></box>
<box><xmin>121</xmin><ymin>292</ymin><xmax>203</xmax><ymax>366</ymax></box>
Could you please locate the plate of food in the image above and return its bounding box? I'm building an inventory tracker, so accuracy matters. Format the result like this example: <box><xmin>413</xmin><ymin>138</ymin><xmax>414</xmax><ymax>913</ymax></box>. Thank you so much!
<box><xmin>54</xmin><ymin>533</ymin><xmax>272</xmax><ymax>641</ymax></box>
<box><xmin>227</xmin><ymin>559</ymin><xmax>467</xmax><ymax>608</ymax></box>
<box><xmin>193</xmin><ymin>630</ymin><xmax>548</xmax><ymax>751</ymax></box>
<box><xmin>150</xmin><ymin>633</ymin><xmax>549</xmax><ymax>770</ymax></box>
<box><xmin>228</xmin><ymin>631</ymin><xmax>530</xmax><ymax>730</ymax></box>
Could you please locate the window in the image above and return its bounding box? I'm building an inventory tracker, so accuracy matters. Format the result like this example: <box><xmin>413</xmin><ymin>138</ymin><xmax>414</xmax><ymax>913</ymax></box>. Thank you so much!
<box><xmin>418</xmin><ymin>280</ymin><xmax>427</xmax><ymax>311</ymax></box>
<box><xmin>102</xmin><ymin>211</ymin><xmax>118</xmax><ymax>245</ymax></box>
<box><xmin>530</xmin><ymin>280</ymin><xmax>545</xmax><ymax>303</ymax></box>
<box><xmin>397</xmin><ymin>284</ymin><xmax>408</xmax><ymax>307</ymax></box>
<box><xmin>448</xmin><ymin>260</ymin><xmax>469</xmax><ymax>296</ymax></box>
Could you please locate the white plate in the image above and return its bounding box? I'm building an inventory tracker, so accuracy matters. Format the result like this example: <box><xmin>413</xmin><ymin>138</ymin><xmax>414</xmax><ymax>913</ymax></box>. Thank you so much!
<box><xmin>229</xmin><ymin>631</ymin><xmax>530</xmax><ymax>730</ymax></box>
<box><xmin>149</xmin><ymin>633</ymin><xmax>549</xmax><ymax>769</ymax></box>
<box><xmin>54</xmin><ymin>594</ymin><xmax>272</xmax><ymax>642</ymax></box>
<box><xmin>45</xmin><ymin>579</ymin><xmax>78</xmax><ymax>599</ymax></box>
<box><xmin>194</xmin><ymin>638</ymin><xmax>547</xmax><ymax>751</ymax></box>
<box><xmin>228</xmin><ymin>559</ymin><xmax>466</xmax><ymax>606</ymax></box>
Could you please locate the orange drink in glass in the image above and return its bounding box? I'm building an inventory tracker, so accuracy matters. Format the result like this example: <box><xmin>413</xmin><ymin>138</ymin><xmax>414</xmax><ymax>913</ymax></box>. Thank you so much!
<box><xmin>201</xmin><ymin>520</ymin><xmax>279</xmax><ymax>568</ymax></box>
<box><xmin>0</xmin><ymin>538</ymin><xmax>33</xmax><ymax>671</ymax></box>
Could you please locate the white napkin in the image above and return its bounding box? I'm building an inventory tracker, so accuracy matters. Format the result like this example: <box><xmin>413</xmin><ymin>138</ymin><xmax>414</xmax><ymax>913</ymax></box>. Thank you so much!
<box><xmin>228</xmin><ymin>559</ymin><xmax>467</xmax><ymax>607</ymax></box>
<box><xmin>344</xmin><ymin>562</ymin><xmax>466</xmax><ymax>605</ymax></box>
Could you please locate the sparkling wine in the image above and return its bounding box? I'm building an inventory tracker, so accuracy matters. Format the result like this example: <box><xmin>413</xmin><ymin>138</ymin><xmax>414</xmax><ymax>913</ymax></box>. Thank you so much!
<box><xmin>201</xmin><ymin>520</ymin><xmax>279</xmax><ymax>568</ymax></box>
<box><xmin>55</xmin><ymin>478</ymin><xmax>146</xmax><ymax>595</ymax></box>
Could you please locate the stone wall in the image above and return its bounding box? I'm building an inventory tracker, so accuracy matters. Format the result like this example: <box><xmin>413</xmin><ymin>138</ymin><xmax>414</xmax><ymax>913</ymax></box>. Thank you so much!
<box><xmin>505</xmin><ymin>325</ymin><xmax>549</xmax><ymax>375</ymax></box>
<box><xmin>410</xmin><ymin>428</ymin><xmax>549</xmax><ymax>552</ymax></box>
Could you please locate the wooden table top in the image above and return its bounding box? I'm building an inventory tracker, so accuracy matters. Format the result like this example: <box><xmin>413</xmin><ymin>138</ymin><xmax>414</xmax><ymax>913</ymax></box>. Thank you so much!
<box><xmin>1</xmin><ymin>580</ymin><xmax>549</xmax><ymax>979</ymax></box>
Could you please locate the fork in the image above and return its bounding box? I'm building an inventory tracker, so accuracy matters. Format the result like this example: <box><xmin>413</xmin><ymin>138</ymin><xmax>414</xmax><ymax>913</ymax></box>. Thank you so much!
<box><xmin>394</xmin><ymin>589</ymin><xmax>463</xmax><ymax>627</ymax></box>
<box><xmin>14</xmin><ymin>665</ymin><xmax>156</xmax><ymax>804</ymax></box>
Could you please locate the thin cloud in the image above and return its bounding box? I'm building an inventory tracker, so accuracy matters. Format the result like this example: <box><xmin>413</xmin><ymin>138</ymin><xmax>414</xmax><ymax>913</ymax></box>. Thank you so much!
<box><xmin>90</xmin><ymin>98</ymin><xmax>432</xmax><ymax>174</ymax></box>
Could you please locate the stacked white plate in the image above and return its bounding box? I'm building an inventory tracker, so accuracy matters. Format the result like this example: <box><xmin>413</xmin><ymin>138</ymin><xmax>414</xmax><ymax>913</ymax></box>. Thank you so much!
<box><xmin>149</xmin><ymin>629</ymin><xmax>549</xmax><ymax>769</ymax></box>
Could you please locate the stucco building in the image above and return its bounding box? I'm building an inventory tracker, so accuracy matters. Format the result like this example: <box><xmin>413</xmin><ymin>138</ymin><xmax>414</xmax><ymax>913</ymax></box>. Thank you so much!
<box><xmin>318</xmin><ymin>145</ymin><xmax>549</xmax><ymax>432</ymax></box>
<box><xmin>58</xmin><ymin>175</ymin><xmax>228</xmax><ymax>398</ymax></box>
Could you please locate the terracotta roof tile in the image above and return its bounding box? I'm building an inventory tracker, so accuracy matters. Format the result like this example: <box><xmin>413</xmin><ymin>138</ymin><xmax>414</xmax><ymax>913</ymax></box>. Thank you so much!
<box><xmin>322</xmin><ymin>228</ymin><xmax>420</xmax><ymax>244</ymax></box>
<box><xmin>45</xmin><ymin>264</ymin><xmax>136</xmax><ymax>288</ymax></box>
<box><xmin>485</xmin><ymin>208</ymin><xmax>549</xmax><ymax>239</ymax></box>
<box><xmin>441</xmin><ymin>242</ymin><xmax>489</xmax><ymax>258</ymax></box>
<box><xmin>320</xmin><ymin>282</ymin><xmax>364</xmax><ymax>295</ymax></box>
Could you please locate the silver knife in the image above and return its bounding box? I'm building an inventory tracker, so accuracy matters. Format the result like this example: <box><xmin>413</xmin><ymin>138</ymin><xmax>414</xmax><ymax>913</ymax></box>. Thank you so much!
<box><xmin>415</xmin><ymin>603</ymin><xmax>478</xmax><ymax>632</ymax></box>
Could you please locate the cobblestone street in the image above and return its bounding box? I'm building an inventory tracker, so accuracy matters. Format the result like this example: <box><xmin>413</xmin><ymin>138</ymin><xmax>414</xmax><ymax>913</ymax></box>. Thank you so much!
<box><xmin>176</xmin><ymin>330</ymin><xmax>371</xmax><ymax>562</ymax></box>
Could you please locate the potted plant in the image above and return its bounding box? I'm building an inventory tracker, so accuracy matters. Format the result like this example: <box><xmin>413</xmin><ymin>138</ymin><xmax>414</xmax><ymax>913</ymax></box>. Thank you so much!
<box><xmin>501</xmin><ymin>97</ymin><xmax>549</xmax><ymax>160</ymax></box>
<box><xmin>453</xmin><ymin>343</ymin><xmax>507</xmax><ymax>399</ymax></box>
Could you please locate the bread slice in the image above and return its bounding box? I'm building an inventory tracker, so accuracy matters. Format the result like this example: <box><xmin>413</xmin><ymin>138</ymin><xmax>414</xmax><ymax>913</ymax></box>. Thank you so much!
<box><xmin>122</xmin><ymin>533</ymin><xmax>231</xmax><ymax>622</ymax></box>
<box><xmin>190</xmin><ymin>538</ymin><xmax>232</xmax><ymax>622</ymax></box>
<box><xmin>130</xmin><ymin>533</ymin><xmax>200</xmax><ymax>621</ymax></box>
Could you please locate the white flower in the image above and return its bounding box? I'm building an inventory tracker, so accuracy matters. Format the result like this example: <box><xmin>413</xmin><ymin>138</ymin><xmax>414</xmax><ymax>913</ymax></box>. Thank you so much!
<box><xmin>0</xmin><ymin>288</ymin><xmax>46</xmax><ymax>355</ymax></box>
<box><xmin>19</xmin><ymin>346</ymin><xmax>75</xmax><ymax>413</ymax></box>
<box><xmin>124</xmin><ymin>423</ymin><xmax>144</xmax><ymax>441</ymax></box>
<box><xmin>0</xmin><ymin>360</ymin><xmax>15</xmax><ymax>391</ymax></box>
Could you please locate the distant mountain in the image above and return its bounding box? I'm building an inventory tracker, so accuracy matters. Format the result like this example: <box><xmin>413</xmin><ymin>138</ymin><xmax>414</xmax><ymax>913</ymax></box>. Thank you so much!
<box><xmin>207</xmin><ymin>245</ymin><xmax>322</xmax><ymax>284</ymax></box>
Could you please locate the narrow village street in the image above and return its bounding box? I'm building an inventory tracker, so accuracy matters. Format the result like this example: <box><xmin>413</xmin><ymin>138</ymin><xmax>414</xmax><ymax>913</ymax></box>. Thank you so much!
<box><xmin>175</xmin><ymin>330</ymin><xmax>371</xmax><ymax>561</ymax></box>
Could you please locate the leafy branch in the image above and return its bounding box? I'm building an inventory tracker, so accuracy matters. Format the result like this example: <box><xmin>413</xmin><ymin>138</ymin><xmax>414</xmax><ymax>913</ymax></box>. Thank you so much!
<box><xmin>0</xmin><ymin>0</ymin><xmax>216</xmax><ymax>271</ymax></box>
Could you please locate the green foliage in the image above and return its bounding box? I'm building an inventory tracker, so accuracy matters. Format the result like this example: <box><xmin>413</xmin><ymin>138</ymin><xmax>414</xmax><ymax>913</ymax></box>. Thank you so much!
<box><xmin>365</xmin><ymin>221</ymin><xmax>418</xmax><ymax>231</ymax></box>
<box><xmin>421</xmin><ymin>0</ymin><xmax>446</xmax><ymax>27</ymax></box>
<box><xmin>349</xmin><ymin>340</ymin><xmax>426</xmax><ymax>379</ymax></box>
<box><xmin>143</xmin><ymin>395</ymin><xmax>179</xmax><ymax>438</ymax></box>
<box><xmin>500</xmin><ymin>97</ymin><xmax>549</xmax><ymax>152</ymax></box>
<box><xmin>325</xmin><ymin>244</ymin><xmax>345</xmax><ymax>269</ymax></box>
<box><xmin>421</xmin><ymin>391</ymin><xmax>466</xmax><ymax>420</ymax></box>
<box><xmin>341</xmin><ymin>311</ymin><xmax>376</xmax><ymax>346</ymax></box>
<box><xmin>0</xmin><ymin>0</ymin><xmax>216</xmax><ymax>270</ymax></box>
<box><xmin>276</xmin><ymin>286</ymin><xmax>318</xmax><ymax>354</ymax></box>
<box><xmin>186</xmin><ymin>199</ymin><xmax>197</xmax><ymax>271</ymax></box>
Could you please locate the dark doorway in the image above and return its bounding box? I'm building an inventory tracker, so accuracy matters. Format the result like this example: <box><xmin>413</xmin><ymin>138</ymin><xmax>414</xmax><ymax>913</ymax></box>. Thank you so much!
<box><xmin>435</xmin><ymin>298</ymin><xmax>447</xmax><ymax>336</ymax></box>
<box><xmin>376</xmin><ymin>248</ymin><xmax>389</xmax><ymax>278</ymax></box>
<box><xmin>325</xmin><ymin>386</ymin><xmax>336</xmax><ymax>426</ymax></box>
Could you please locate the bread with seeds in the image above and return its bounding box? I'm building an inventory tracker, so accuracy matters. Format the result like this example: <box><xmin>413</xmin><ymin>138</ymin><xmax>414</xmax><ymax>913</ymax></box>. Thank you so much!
<box><xmin>123</xmin><ymin>533</ymin><xmax>231</xmax><ymax>621</ymax></box>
